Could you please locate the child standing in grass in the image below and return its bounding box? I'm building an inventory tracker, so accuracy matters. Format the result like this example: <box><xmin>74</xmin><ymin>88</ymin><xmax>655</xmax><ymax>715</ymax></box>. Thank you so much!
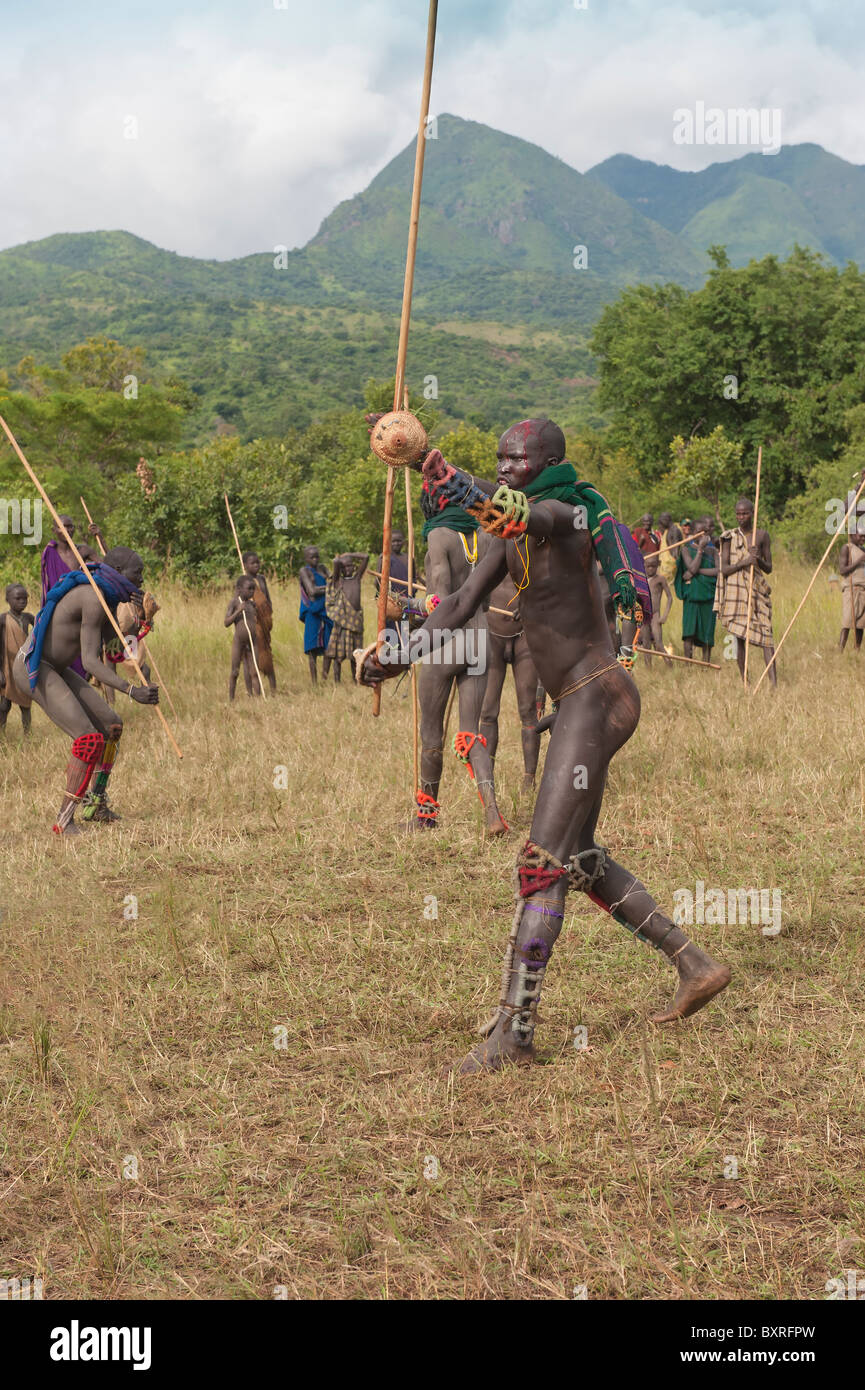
<box><xmin>224</xmin><ymin>577</ymin><xmax>261</xmax><ymax>700</ymax></box>
<box><xmin>0</xmin><ymin>583</ymin><xmax>34</xmax><ymax>734</ymax></box>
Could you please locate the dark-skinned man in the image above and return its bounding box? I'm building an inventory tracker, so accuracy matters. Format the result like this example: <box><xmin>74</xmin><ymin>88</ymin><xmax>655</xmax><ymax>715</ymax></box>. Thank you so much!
<box><xmin>13</xmin><ymin>546</ymin><xmax>159</xmax><ymax>834</ymax></box>
<box><xmin>717</xmin><ymin>497</ymin><xmax>776</xmax><ymax>686</ymax></box>
<box><xmin>359</xmin><ymin>418</ymin><xmax>730</xmax><ymax>1072</ymax></box>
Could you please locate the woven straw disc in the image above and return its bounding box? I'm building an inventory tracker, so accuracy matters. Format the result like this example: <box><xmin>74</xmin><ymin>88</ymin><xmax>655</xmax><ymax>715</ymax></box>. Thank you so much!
<box><xmin>369</xmin><ymin>411</ymin><xmax>429</xmax><ymax>467</ymax></box>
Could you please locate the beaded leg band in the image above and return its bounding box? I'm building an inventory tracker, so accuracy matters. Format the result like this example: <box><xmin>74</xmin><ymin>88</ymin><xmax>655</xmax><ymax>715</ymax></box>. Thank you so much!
<box><xmin>54</xmin><ymin>731</ymin><xmax>105</xmax><ymax>833</ymax></box>
<box><xmin>81</xmin><ymin>733</ymin><xmax>122</xmax><ymax>823</ymax></box>
<box><xmin>481</xmin><ymin>840</ymin><xmax>687</xmax><ymax>1039</ymax></box>
<box><xmin>415</xmin><ymin>789</ymin><xmax>440</xmax><ymax>828</ymax></box>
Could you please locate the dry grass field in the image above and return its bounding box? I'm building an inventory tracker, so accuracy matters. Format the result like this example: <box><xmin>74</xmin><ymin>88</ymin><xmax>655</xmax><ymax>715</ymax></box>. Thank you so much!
<box><xmin>1</xmin><ymin>563</ymin><xmax>863</xmax><ymax>1300</ymax></box>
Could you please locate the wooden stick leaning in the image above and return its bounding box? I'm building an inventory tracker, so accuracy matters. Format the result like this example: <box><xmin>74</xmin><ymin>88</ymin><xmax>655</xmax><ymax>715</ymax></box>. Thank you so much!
<box><xmin>373</xmin><ymin>0</ymin><xmax>438</xmax><ymax>718</ymax></box>
<box><xmin>0</xmin><ymin>415</ymin><xmax>183</xmax><ymax>758</ymax></box>
<box><xmin>223</xmin><ymin>492</ymin><xmax>267</xmax><ymax>699</ymax></box>
<box><xmin>403</xmin><ymin>388</ymin><xmax>420</xmax><ymax>793</ymax></box>
<box><xmin>753</xmin><ymin>473</ymin><xmax>865</xmax><ymax>693</ymax></box>
<box><xmin>80</xmin><ymin>495</ymin><xmax>179</xmax><ymax>720</ymax></box>
<box><xmin>653</xmin><ymin>529</ymin><xmax>705</xmax><ymax>557</ymax></box>
<box><xmin>742</xmin><ymin>446</ymin><xmax>763</xmax><ymax>690</ymax></box>
<box><xmin>635</xmin><ymin>646</ymin><xmax>720</xmax><ymax>670</ymax></box>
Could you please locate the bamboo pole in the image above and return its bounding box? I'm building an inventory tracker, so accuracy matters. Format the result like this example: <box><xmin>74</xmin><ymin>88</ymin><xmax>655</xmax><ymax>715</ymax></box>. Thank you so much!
<box><xmin>80</xmin><ymin>494</ymin><xmax>179</xmax><ymax>718</ymax></box>
<box><xmin>742</xmin><ymin>446</ymin><xmax>763</xmax><ymax>689</ymax></box>
<box><xmin>223</xmin><ymin>492</ymin><xmax>267</xmax><ymax>699</ymax></box>
<box><xmin>754</xmin><ymin>473</ymin><xmax>865</xmax><ymax>692</ymax></box>
<box><xmin>403</xmin><ymin>388</ymin><xmax>420</xmax><ymax>793</ymax></box>
<box><xmin>654</xmin><ymin>529</ymin><xmax>705</xmax><ymax>557</ymax></box>
<box><xmin>635</xmin><ymin>646</ymin><xmax>720</xmax><ymax>670</ymax></box>
<box><xmin>0</xmin><ymin>415</ymin><xmax>182</xmax><ymax>758</ymax></box>
<box><xmin>373</xmin><ymin>0</ymin><xmax>438</xmax><ymax>718</ymax></box>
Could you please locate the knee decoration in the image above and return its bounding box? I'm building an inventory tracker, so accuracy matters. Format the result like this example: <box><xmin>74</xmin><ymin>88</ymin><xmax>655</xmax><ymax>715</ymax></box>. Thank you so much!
<box><xmin>53</xmin><ymin>732</ymin><xmax>105</xmax><ymax>832</ymax></box>
<box><xmin>416</xmin><ymin>789</ymin><xmax>440</xmax><ymax>827</ymax></box>
<box><xmin>516</xmin><ymin>840</ymin><xmax>568</xmax><ymax>898</ymax></box>
<box><xmin>567</xmin><ymin>846</ymin><xmax>607</xmax><ymax>893</ymax></box>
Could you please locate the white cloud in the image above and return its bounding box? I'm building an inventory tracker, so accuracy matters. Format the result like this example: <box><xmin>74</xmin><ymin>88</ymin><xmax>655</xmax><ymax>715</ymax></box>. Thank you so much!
<box><xmin>0</xmin><ymin>1</ymin><xmax>862</xmax><ymax>258</ymax></box>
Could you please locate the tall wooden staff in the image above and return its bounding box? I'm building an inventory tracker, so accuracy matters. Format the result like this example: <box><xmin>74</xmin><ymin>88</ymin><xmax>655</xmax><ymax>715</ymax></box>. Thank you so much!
<box><xmin>754</xmin><ymin>473</ymin><xmax>865</xmax><ymax>693</ymax></box>
<box><xmin>80</xmin><ymin>494</ymin><xmax>179</xmax><ymax>719</ymax></box>
<box><xmin>223</xmin><ymin>493</ymin><xmax>267</xmax><ymax>699</ymax></box>
<box><xmin>403</xmin><ymin>388</ymin><xmax>420</xmax><ymax>789</ymax></box>
<box><xmin>0</xmin><ymin>415</ymin><xmax>183</xmax><ymax>757</ymax></box>
<box><xmin>742</xmin><ymin>446</ymin><xmax>763</xmax><ymax>689</ymax></box>
<box><xmin>373</xmin><ymin>0</ymin><xmax>438</xmax><ymax>717</ymax></box>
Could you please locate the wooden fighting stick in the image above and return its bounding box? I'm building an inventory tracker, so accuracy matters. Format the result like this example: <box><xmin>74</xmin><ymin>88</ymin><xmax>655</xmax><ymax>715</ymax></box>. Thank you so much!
<box><xmin>0</xmin><ymin>415</ymin><xmax>183</xmax><ymax>758</ymax></box>
<box><xmin>373</xmin><ymin>0</ymin><xmax>438</xmax><ymax>717</ymax></box>
<box><xmin>654</xmin><ymin>529</ymin><xmax>705</xmax><ymax>557</ymax></box>
<box><xmin>403</xmin><ymin>388</ymin><xmax>420</xmax><ymax>792</ymax></box>
<box><xmin>635</xmin><ymin>646</ymin><xmax>720</xmax><ymax>670</ymax></box>
<box><xmin>224</xmin><ymin>493</ymin><xmax>267</xmax><ymax>699</ymax></box>
<box><xmin>742</xmin><ymin>446</ymin><xmax>763</xmax><ymax>690</ymax></box>
<box><xmin>80</xmin><ymin>494</ymin><xmax>178</xmax><ymax>720</ymax></box>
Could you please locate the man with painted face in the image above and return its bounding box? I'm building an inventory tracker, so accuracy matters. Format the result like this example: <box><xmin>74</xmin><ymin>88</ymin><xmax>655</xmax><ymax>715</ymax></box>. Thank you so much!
<box><xmin>12</xmin><ymin>546</ymin><xmax>159</xmax><ymax>834</ymax></box>
<box><xmin>359</xmin><ymin>417</ymin><xmax>730</xmax><ymax>1071</ymax></box>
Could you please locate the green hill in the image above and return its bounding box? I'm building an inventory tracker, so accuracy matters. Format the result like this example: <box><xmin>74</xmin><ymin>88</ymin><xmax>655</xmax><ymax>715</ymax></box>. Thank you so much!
<box><xmin>0</xmin><ymin>119</ymin><xmax>860</xmax><ymax>443</ymax></box>
<box><xmin>589</xmin><ymin>143</ymin><xmax>865</xmax><ymax>267</ymax></box>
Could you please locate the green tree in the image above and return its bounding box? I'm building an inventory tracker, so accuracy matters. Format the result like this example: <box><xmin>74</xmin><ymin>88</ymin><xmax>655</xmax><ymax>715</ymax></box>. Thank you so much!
<box><xmin>0</xmin><ymin>337</ymin><xmax>191</xmax><ymax>523</ymax></box>
<box><xmin>665</xmin><ymin>427</ymin><xmax>745</xmax><ymax>523</ymax></box>
<box><xmin>591</xmin><ymin>248</ymin><xmax>865</xmax><ymax>514</ymax></box>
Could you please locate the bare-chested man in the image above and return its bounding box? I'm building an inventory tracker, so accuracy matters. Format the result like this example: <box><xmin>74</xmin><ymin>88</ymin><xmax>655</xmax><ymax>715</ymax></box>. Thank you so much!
<box><xmin>242</xmin><ymin>552</ymin><xmax>277</xmax><ymax>692</ymax></box>
<box><xmin>402</xmin><ymin>492</ymin><xmax>507</xmax><ymax>835</ymax></box>
<box><xmin>677</xmin><ymin>516</ymin><xmax>718</xmax><ymax>664</ymax></box>
<box><xmin>12</xmin><ymin>546</ymin><xmax>159</xmax><ymax>833</ymax></box>
<box><xmin>640</xmin><ymin>552</ymin><xmax>672</xmax><ymax>666</ymax></box>
<box><xmin>838</xmin><ymin>520</ymin><xmax>865</xmax><ymax>650</ymax></box>
<box><xmin>360</xmin><ymin>417</ymin><xmax>730</xmax><ymax>1071</ymax></box>
<box><xmin>0</xmin><ymin>584</ymin><xmax>35</xmax><ymax>734</ymax></box>
<box><xmin>717</xmin><ymin>497</ymin><xmax>776</xmax><ymax>686</ymax></box>
<box><xmin>479</xmin><ymin>572</ymin><xmax>543</xmax><ymax>791</ymax></box>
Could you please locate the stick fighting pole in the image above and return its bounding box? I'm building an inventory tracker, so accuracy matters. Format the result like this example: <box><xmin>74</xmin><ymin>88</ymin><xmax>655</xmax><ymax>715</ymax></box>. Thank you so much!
<box><xmin>753</xmin><ymin>472</ymin><xmax>865</xmax><ymax>693</ymax></box>
<box><xmin>373</xmin><ymin>0</ymin><xmax>438</xmax><ymax>718</ymax></box>
<box><xmin>0</xmin><ymin>416</ymin><xmax>183</xmax><ymax>758</ymax></box>
<box><xmin>742</xmin><ymin>446</ymin><xmax>762</xmax><ymax>690</ymax></box>
<box><xmin>223</xmin><ymin>492</ymin><xmax>267</xmax><ymax>699</ymax></box>
<box><xmin>654</xmin><ymin>529</ymin><xmax>705</xmax><ymax>557</ymax></box>
<box><xmin>403</xmin><ymin>386</ymin><xmax>420</xmax><ymax>791</ymax></box>
<box><xmin>635</xmin><ymin>646</ymin><xmax>720</xmax><ymax>670</ymax></box>
<box><xmin>80</xmin><ymin>494</ymin><xmax>179</xmax><ymax>719</ymax></box>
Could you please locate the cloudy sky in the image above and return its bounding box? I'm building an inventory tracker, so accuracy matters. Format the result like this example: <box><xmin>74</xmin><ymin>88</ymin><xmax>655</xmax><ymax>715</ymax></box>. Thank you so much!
<box><xmin>1</xmin><ymin>0</ymin><xmax>862</xmax><ymax>260</ymax></box>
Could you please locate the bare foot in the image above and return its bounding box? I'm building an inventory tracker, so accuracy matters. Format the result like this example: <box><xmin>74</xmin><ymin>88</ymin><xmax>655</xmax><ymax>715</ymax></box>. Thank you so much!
<box><xmin>650</xmin><ymin>946</ymin><xmax>731</xmax><ymax>1023</ymax></box>
<box><xmin>401</xmin><ymin>817</ymin><xmax>438</xmax><ymax>833</ymax></box>
<box><xmin>456</xmin><ymin>1019</ymin><xmax>535</xmax><ymax>1073</ymax></box>
<box><xmin>53</xmin><ymin>821</ymin><xmax>86</xmax><ymax>837</ymax></box>
<box><xmin>484</xmin><ymin>810</ymin><xmax>509</xmax><ymax>837</ymax></box>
